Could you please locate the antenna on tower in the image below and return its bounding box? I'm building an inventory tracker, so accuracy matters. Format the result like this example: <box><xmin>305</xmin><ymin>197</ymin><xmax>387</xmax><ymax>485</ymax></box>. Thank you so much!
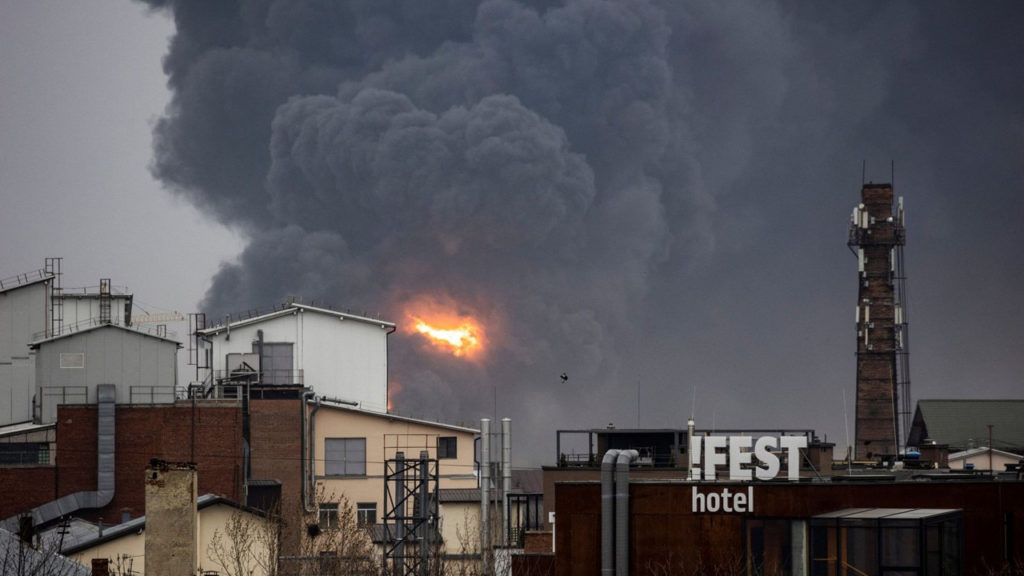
<box><xmin>862</xmin><ymin>160</ymin><xmax>866</xmax><ymax>185</ymax></box>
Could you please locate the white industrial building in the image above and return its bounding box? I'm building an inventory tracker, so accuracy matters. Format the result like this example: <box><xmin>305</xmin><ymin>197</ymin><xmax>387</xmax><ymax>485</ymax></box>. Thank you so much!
<box><xmin>31</xmin><ymin>324</ymin><xmax>179</xmax><ymax>422</ymax></box>
<box><xmin>196</xmin><ymin>303</ymin><xmax>394</xmax><ymax>413</ymax></box>
<box><xmin>0</xmin><ymin>260</ymin><xmax>176</xmax><ymax>428</ymax></box>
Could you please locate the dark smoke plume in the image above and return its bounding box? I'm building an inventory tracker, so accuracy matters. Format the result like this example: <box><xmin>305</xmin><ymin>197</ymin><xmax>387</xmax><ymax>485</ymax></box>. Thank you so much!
<box><xmin>142</xmin><ymin>0</ymin><xmax>1024</xmax><ymax>463</ymax></box>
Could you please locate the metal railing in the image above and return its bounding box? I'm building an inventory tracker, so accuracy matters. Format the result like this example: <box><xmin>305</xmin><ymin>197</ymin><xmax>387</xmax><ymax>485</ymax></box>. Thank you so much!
<box><xmin>32</xmin><ymin>317</ymin><xmax>178</xmax><ymax>342</ymax></box>
<box><xmin>129</xmin><ymin>386</ymin><xmax>176</xmax><ymax>405</ymax></box>
<box><xmin>0</xmin><ymin>269</ymin><xmax>50</xmax><ymax>291</ymax></box>
<box><xmin>213</xmin><ymin>369</ymin><xmax>304</xmax><ymax>386</ymax></box>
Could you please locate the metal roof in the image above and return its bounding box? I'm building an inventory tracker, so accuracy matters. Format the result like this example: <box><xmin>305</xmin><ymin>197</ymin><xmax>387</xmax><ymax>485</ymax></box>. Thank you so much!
<box><xmin>59</xmin><ymin>494</ymin><xmax>264</xmax><ymax>554</ymax></box>
<box><xmin>907</xmin><ymin>399</ymin><xmax>1024</xmax><ymax>453</ymax></box>
<box><xmin>317</xmin><ymin>398</ymin><xmax>480</xmax><ymax>434</ymax></box>
<box><xmin>29</xmin><ymin>321</ymin><xmax>182</xmax><ymax>348</ymax></box>
<box><xmin>198</xmin><ymin>303</ymin><xmax>394</xmax><ymax>336</ymax></box>
<box><xmin>813</xmin><ymin>508</ymin><xmax>960</xmax><ymax>520</ymax></box>
<box><xmin>0</xmin><ymin>271</ymin><xmax>52</xmax><ymax>294</ymax></box>
<box><xmin>0</xmin><ymin>526</ymin><xmax>89</xmax><ymax>576</ymax></box>
<box><xmin>438</xmin><ymin>488</ymin><xmax>481</xmax><ymax>503</ymax></box>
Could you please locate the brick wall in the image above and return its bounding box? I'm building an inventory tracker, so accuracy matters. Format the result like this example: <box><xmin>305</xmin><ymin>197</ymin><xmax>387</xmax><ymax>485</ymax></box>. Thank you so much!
<box><xmin>0</xmin><ymin>466</ymin><xmax>56</xmax><ymax>519</ymax></box>
<box><xmin>53</xmin><ymin>402</ymin><xmax>243</xmax><ymax>524</ymax></box>
<box><xmin>249</xmin><ymin>397</ymin><xmax>304</xmax><ymax>555</ymax></box>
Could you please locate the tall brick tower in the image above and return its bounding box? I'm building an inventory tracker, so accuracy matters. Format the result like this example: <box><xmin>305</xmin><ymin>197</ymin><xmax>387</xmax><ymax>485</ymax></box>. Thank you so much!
<box><xmin>849</xmin><ymin>183</ymin><xmax>909</xmax><ymax>459</ymax></box>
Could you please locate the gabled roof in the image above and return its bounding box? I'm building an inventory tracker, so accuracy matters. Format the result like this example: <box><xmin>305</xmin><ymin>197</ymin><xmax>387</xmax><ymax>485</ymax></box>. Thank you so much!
<box><xmin>29</xmin><ymin>321</ymin><xmax>181</xmax><ymax>349</ymax></box>
<box><xmin>199</xmin><ymin>303</ymin><xmax>395</xmax><ymax>336</ymax></box>
<box><xmin>60</xmin><ymin>494</ymin><xmax>264</xmax><ymax>554</ymax></box>
<box><xmin>317</xmin><ymin>398</ymin><xmax>479</xmax><ymax>434</ymax></box>
<box><xmin>907</xmin><ymin>399</ymin><xmax>1024</xmax><ymax>453</ymax></box>
<box><xmin>948</xmin><ymin>446</ymin><xmax>1024</xmax><ymax>461</ymax></box>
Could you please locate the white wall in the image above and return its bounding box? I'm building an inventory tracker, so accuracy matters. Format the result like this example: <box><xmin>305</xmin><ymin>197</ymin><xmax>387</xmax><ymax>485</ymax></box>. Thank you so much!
<box><xmin>205</xmin><ymin>307</ymin><xmax>390</xmax><ymax>413</ymax></box>
<box><xmin>58</xmin><ymin>294</ymin><xmax>131</xmax><ymax>328</ymax></box>
<box><xmin>0</xmin><ymin>280</ymin><xmax>48</xmax><ymax>425</ymax></box>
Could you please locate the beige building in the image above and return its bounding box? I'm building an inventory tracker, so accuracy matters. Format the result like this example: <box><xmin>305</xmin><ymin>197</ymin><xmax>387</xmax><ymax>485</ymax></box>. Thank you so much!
<box><xmin>310</xmin><ymin>399</ymin><xmax>479</xmax><ymax>545</ymax></box>
<box><xmin>947</xmin><ymin>446</ymin><xmax>1022</xmax><ymax>472</ymax></box>
<box><xmin>64</xmin><ymin>495</ymin><xmax>273</xmax><ymax>576</ymax></box>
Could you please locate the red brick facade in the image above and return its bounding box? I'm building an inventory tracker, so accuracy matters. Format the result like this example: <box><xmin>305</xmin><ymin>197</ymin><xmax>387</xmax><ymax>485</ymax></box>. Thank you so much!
<box><xmin>249</xmin><ymin>397</ymin><xmax>305</xmax><ymax>554</ymax></box>
<box><xmin>0</xmin><ymin>402</ymin><xmax>245</xmax><ymax>524</ymax></box>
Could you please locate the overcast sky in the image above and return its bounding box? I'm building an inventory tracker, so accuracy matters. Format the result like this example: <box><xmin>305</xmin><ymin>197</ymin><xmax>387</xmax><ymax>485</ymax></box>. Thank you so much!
<box><xmin>1</xmin><ymin>1</ymin><xmax>1021</xmax><ymax>465</ymax></box>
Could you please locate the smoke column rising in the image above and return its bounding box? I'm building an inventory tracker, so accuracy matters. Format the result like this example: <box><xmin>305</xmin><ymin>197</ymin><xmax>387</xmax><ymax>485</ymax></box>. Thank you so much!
<box><xmin>140</xmin><ymin>1</ymin><xmax>1024</xmax><ymax>463</ymax></box>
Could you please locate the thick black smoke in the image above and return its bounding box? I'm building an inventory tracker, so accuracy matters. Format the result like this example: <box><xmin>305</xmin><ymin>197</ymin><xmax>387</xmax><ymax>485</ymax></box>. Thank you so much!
<box><xmin>142</xmin><ymin>0</ymin><xmax>1024</xmax><ymax>463</ymax></box>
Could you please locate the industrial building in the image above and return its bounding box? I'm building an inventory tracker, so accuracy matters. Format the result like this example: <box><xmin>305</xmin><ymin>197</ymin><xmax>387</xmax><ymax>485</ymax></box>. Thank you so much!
<box><xmin>511</xmin><ymin>185</ymin><xmax>1024</xmax><ymax>576</ymax></box>
<box><xmin>0</xmin><ymin>262</ymin><xmax>496</xmax><ymax>575</ymax></box>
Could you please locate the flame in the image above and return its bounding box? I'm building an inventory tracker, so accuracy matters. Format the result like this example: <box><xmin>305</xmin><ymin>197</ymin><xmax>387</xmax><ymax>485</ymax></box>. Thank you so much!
<box><xmin>411</xmin><ymin>317</ymin><xmax>482</xmax><ymax>357</ymax></box>
<box><xmin>403</xmin><ymin>295</ymin><xmax>485</xmax><ymax>359</ymax></box>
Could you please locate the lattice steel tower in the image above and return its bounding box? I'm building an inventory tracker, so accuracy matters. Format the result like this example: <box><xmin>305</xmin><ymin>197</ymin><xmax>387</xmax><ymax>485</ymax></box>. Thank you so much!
<box><xmin>848</xmin><ymin>183</ymin><xmax>910</xmax><ymax>459</ymax></box>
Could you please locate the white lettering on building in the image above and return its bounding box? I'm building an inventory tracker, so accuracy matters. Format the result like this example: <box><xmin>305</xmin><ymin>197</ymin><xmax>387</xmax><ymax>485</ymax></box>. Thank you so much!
<box><xmin>689</xmin><ymin>434</ymin><xmax>807</xmax><ymax>482</ymax></box>
<box><xmin>691</xmin><ymin>486</ymin><xmax>754</xmax><ymax>513</ymax></box>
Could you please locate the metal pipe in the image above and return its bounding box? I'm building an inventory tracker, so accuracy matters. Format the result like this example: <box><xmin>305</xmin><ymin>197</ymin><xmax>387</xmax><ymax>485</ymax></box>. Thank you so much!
<box><xmin>501</xmin><ymin>418</ymin><xmax>511</xmax><ymax>546</ymax></box>
<box><xmin>300</xmin><ymin>389</ymin><xmax>316</xmax><ymax>512</ymax></box>
<box><xmin>480</xmin><ymin>418</ymin><xmax>491</xmax><ymax>574</ymax></box>
<box><xmin>1</xmin><ymin>384</ymin><xmax>117</xmax><ymax>532</ymax></box>
<box><xmin>308</xmin><ymin>396</ymin><xmax>322</xmax><ymax>511</ymax></box>
<box><xmin>600</xmin><ymin>449</ymin><xmax>620</xmax><ymax>576</ymax></box>
<box><xmin>615</xmin><ymin>450</ymin><xmax>639</xmax><ymax>576</ymax></box>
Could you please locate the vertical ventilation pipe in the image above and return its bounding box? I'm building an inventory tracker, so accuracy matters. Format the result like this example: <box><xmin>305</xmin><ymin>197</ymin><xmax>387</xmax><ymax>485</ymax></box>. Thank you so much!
<box><xmin>300</xmin><ymin>389</ymin><xmax>316</xmax><ymax>512</ymax></box>
<box><xmin>501</xmin><ymin>418</ymin><xmax>511</xmax><ymax>546</ymax></box>
<box><xmin>601</xmin><ymin>449</ymin><xmax>639</xmax><ymax>576</ymax></box>
<box><xmin>600</xmin><ymin>449</ymin><xmax>620</xmax><ymax>576</ymax></box>
<box><xmin>615</xmin><ymin>450</ymin><xmax>638</xmax><ymax>576</ymax></box>
<box><xmin>480</xmin><ymin>418</ymin><xmax>491</xmax><ymax>573</ymax></box>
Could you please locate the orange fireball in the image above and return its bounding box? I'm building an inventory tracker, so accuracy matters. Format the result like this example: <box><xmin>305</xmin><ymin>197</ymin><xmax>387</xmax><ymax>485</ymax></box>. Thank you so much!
<box><xmin>411</xmin><ymin>317</ymin><xmax>482</xmax><ymax>357</ymax></box>
<box><xmin>403</xmin><ymin>296</ymin><xmax>485</xmax><ymax>359</ymax></box>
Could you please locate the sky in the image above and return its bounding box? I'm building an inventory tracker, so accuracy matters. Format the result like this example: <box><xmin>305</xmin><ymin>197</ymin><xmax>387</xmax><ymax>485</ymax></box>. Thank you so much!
<box><xmin>1</xmin><ymin>1</ymin><xmax>1022</xmax><ymax>465</ymax></box>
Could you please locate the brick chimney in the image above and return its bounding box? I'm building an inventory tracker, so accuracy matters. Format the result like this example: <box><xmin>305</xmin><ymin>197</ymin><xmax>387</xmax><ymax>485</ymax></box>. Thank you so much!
<box><xmin>849</xmin><ymin>184</ymin><xmax>906</xmax><ymax>460</ymax></box>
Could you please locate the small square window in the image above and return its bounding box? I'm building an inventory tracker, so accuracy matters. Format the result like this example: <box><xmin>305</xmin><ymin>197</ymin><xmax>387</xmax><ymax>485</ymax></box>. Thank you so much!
<box><xmin>437</xmin><ymin>437</ymin><xmax>457</xmax><ymax>459</ymax></box>
<box><xmin>357</xmin><ymin>502</ymin><xmax>377</xmax><ymax>526</ymax></box>
<box><xmin>318</xmin><ymin>503</ymin><xmax>339</xmax><ymax>530</ymax></box>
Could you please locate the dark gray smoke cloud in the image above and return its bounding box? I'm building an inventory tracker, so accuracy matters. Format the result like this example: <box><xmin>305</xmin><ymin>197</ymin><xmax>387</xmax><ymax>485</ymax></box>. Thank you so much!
<box><xmin>142</xmin><ymin>0</ymin><xmax>1024</xmax><ymax>463</ymax></box>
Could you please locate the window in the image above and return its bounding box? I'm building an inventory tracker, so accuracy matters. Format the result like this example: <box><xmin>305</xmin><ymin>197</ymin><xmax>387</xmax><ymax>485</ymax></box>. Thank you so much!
<box><xmin>325</xmin><ymin>438</ymin><xmax>366</xmax><ymax>476</ymax></box>
<box><xmin>318</xmin><ymin>503</ymin><xmax>339</xmax><ymax>530</ymax></box>
<box><xmin>252</xmin><ymin>342</ymin><xmax>294</xmax><ymax>385</ymax></box>
<box><xmin>357</xmin><ymin>502</ymin><xmax>377</xmax><ymax>526</ymax></box>
<box><xmin>437</xmin><ymin>436</ymin><xmax>457</xmax><ymax>459</ymax></box>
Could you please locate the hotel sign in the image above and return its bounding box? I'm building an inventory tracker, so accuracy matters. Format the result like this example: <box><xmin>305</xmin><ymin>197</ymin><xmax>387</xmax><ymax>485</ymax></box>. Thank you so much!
<box><xmin>688</xmin><ymin>435</ymin><xmax>807</xmax><ymax>514</ymax></box>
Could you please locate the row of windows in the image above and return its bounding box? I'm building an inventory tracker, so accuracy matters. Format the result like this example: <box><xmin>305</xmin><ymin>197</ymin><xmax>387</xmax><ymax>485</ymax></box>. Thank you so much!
<box><xmin>324</xmin><ymin>436</ymin><xmax>457</xmax><ymax>477</ymax></box>
<box><xmin>318</xmin><ymin>502</ymin><xmax>378</xmax><ymax>529</ymax></box>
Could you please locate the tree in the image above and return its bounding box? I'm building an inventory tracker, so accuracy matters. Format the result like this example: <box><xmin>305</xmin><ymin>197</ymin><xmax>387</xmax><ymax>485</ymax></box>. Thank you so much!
<box><xmin>0</xmin><ymin>519</ymin><xmax>88</xmax><ymax>576</ymax></box>
<box><xmin>206</xmin><ymin>500</ymin><xmax>281</xmax><ymax>576</ymax></box>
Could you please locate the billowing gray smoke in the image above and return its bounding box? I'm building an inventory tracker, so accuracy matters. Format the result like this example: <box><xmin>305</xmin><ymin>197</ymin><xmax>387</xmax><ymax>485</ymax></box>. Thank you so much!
<box><xmin>141</xmin><ymin>0</ymin><xmax>1024</xmax><ymax>463</ymax></box>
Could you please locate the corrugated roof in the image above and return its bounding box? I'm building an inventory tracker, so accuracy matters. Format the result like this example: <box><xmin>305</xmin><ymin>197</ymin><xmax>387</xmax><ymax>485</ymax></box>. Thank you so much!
<box><xmin>907</xmin><ymin>399</ymin><xmax>1024</xmax><ymax>453</ymax></box>
<box><xmin>198</xmin><ymin>303</ymin><xmax>394</xmax><ymax>336</ymax></box>
<box><xmin>438</xmin><ymin>488</ymin><xmax>480</xmax><ymax>503</ymax></box>
<box><xmin>0</xmin><ymin>527</ymin><xmax>89</xmax><ymax>576</ymax></box>
<box><xmin>29</xmin><ymin>321</ymin><xmax>182</xmax><ymax>348</ymax></box>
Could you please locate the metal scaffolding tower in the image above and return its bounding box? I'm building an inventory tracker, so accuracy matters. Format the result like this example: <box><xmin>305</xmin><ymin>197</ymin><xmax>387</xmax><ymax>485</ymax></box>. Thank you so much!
<box><xmin>383</xmin><ymin>451</ymin><xmax>440</xmax><ymax>576</ymax></box>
